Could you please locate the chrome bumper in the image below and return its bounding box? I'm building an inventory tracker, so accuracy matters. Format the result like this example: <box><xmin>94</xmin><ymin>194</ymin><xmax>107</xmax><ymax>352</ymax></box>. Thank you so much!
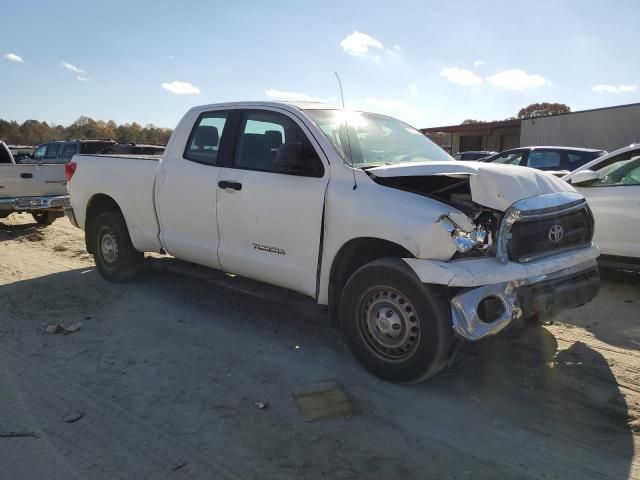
<box><xmin>450</xmin><ymin>260</ymin><xmax>600</xmax><ymax>341</ymax></box>
<box><xmin>0</xmin><ymin>195</ymin><xmax>70</xmax><ymax>212</ymax></box>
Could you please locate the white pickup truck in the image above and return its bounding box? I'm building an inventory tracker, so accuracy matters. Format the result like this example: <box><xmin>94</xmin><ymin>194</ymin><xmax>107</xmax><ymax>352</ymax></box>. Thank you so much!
<box><xmin>0</xmin><ymin>141</ymin><xmax>69</xmax><ymax>224</ymax></box>
<box><xmin>67</xmin><ymin>102</ymin><xmax>600</xmax><ymax>382</ymax></box>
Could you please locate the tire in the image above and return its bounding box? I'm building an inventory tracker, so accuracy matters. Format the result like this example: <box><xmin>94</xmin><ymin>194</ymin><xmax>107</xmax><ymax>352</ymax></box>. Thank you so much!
<box><xmin>32</xmin><ymin>212</ymin><xmax>58</xmax><ymax>225</ymax></box>
<box><xmin>340</xmin><ymin>258</ymin><xmax>455</xmax><ymax>383</ymax></box>
<box><xmin>92</xmin><ymin>211</ymin><xmax>144</xmax><ymax>283</ymax></box>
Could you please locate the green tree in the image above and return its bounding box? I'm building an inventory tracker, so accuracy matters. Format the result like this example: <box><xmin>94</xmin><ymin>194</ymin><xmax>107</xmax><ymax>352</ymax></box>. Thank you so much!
<box><xmin>517</xmin><ymin>102</ymin><xmax>570</xmax><ymax>119</ymax></box>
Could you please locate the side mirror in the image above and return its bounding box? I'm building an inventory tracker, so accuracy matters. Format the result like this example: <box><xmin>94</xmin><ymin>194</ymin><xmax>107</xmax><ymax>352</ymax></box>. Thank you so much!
<box><xmin>570</xmin><ymin>169</ymin><xmax>599</xmax><ymax>185</ymax></box>
<box><xmin>276</xmin><ymin>142</ymin><xmax>320</xmax><ymax>176</ymax></box>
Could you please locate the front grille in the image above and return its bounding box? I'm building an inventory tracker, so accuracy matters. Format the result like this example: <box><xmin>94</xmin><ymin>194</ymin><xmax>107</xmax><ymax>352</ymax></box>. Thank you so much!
<box><xmin>507</xmin><ymin>205</ymin><xmax>593</xmax><ymax>262</ymax></box>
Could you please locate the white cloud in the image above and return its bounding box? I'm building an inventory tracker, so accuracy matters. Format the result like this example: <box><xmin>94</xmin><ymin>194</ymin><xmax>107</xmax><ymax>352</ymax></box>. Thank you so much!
<box><xmin>5</xmin><ymin>53</ymin><xmax>24</xmax><ymax>63</ymax></box>
<box><xmin>265</xmin><ymin>88</ymin><xmax>326</xmax><ymax>103</ymax></box>
<box><xmin>441</xmin><ymin>67</ymin><xmax>483</xmax><ymax>87</ymax></box>
<box><xmin>161</xmin><ymin>81</ymin><xmax>200</xmax><ymax>95</ymax></box>
<box><xmin>340</xmin><ymin>31</ymin><xmax>384</xmax><ymax>56</ymax></box>
<box><xmin>76</xmin><ymin>76</ymin><xmax>89</xmax><ymax>81</ymax></box>
<box><xmin>408</xmin><ymin>84</ymin><xmax>419</xmax><ymax>97</ymax></box>
<box><xmin>473</xmin><ymin>60</ymin><xmax>485</xmax><ymax>67</ymax></box>
<box><xmin>486</xmin><ymin>69</ymin><xmax>550</xmax><ymax>90</ymax></box>
<box><xmin>592</xmin><ymin>84</ymin><xmax>637</xmax><ymax>93</ymax></box>
<box><xmin>61</xmin><ymin>61</ymin><xmax>85</xmax><ymax>74</ymax></box>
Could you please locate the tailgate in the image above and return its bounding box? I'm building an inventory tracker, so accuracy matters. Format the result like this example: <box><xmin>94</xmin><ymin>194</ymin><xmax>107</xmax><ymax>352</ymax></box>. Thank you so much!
<box><xmin>0</xmin><ymin>163</ymin><xmax>67</xmax><ymax>198</ymax></box>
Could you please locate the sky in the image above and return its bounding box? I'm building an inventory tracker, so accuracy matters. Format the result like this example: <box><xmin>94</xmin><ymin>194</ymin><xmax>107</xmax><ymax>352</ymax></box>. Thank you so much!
<box><xmin>1</xmin><ymin>0</ymin><xmax>639</xmax><ymax>129</ymax></box>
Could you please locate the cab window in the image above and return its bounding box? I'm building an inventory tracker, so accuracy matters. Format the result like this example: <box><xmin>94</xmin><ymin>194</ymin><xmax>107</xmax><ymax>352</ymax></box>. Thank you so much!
<box><xmin>184</xmin><ymin>112</ymin><xmax>229</xmax><ymax>165</ymax></box>
<box><xmin>44</xmin><ymin>143</ymin><xmax>60</xmax><ymax>161</ymax></box>
<box><xmin>33</xmin><ymin>145</ymin><xmax>46</xmax><ymax>161</ymax></box>
<box><xmin>527</xmin><ymin>151</ymin><xmax>562</xmax><ymax>170</ymax></box>
<box><xmin>234</xmin><ymin>111</ymin><xmax>323</xmax><ymax>177</ymax></box>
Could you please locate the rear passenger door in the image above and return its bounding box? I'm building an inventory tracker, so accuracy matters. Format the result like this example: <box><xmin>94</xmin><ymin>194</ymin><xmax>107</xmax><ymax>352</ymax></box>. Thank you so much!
<box><xmin>156</xmin><ymin>110</ymin><xmax>232</xmax><ymax>268</ymax></box>
<box><xmin>216</xmin><ymin>108</ymin><xmax>329</xmax><ymax>297</ymax></box>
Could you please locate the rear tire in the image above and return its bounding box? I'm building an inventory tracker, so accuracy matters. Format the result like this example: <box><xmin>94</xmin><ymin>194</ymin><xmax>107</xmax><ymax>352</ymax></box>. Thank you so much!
<box><xmin>340</xmin><ymin>258</ymin><xmax>455</xmax><ymax>383</ymax></box>
<box><xmin>32</xmin><ymin>212</ymin><xmax>58</xmax><ymax>225</ymax></box>
<box><xmin>92</xmin><ymin>211</ymin><xmax>144</xmax><ymax>282</ymax></box>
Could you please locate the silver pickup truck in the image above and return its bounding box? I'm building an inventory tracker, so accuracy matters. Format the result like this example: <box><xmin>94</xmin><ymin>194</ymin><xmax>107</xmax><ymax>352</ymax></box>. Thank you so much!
<box><xmin>0</xmin><ymin>141</ymin><xmax>69</xmax><ymax>224</ymax></box>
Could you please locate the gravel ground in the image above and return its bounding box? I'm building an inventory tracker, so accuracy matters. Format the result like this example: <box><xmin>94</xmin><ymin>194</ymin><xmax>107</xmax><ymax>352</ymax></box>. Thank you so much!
<box><xmin>1</xmin><ymin>213</ymin><xmax>639</xmax><ymax>479</ymax></box>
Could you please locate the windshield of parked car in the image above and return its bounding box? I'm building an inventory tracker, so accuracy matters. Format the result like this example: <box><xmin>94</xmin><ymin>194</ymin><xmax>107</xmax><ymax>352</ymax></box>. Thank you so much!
<box><xmin>304</xmin><ymin>109</ymin><xmax>453</xmax><ymax>167</ymax></box>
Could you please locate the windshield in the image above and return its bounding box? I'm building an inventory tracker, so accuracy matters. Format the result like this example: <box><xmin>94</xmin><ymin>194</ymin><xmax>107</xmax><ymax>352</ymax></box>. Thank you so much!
<box><xmin>304</xmin><ymin>109</ymin><xmax>453</xmax><ymax>167</ymax></box>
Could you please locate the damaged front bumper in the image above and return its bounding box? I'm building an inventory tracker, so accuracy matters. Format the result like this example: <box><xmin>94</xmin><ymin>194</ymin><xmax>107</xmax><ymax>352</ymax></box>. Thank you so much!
<box><xmin>403</xmin><ymin>244</ymin><xmax>600</xmax><ymax>341</ymax></box>
<box><xmin>450</xmin><ymin>260</ymin><xmax>599</xmax><ymax>340</ymax></box>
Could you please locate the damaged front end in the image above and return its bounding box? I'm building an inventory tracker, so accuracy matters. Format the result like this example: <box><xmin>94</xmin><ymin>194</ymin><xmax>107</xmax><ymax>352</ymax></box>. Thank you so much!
<box><xmin>368</xmin><ymin>168</ymin><xmax>600</xmax><ymax>342</ymax></box>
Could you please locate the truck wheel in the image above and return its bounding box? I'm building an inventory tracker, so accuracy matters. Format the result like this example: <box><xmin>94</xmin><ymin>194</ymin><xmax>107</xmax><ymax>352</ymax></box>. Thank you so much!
<box><xmin>340</xmin><ymin>258</ymin><xmax>455</xmax><ymax>383</ymax></box>
<box><xmin>32</xmin><ymin>212</ymin><xmax>57</xmax><ymax>225</ymax></box>
<box><xmin>92</xmin><ymin>211</ymin><xmax>143</xmax><ymax>283</ymax></box>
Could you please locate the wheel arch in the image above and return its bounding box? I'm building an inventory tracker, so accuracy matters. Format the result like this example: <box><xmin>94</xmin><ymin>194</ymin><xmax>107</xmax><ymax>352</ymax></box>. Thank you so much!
<box><xmin>85</xmin><ymin>194</ymin><xmax>123</xmax><ymax>254</ymax></box>
<box><xmin>327</xmin><ymin>237</ymin><xmax>415</xmax><ymax>327</ymax></box>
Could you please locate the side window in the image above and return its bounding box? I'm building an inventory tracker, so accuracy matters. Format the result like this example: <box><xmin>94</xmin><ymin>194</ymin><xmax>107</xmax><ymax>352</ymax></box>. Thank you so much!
<box><xmin>44</xmin><ymin>143</ymin><xmax>60</xmax><ymax>160</ymax></box>
<box><xmin>0</xmin><ymin>145</ymin><xmax>12</xmax><ymax>163</ymax></box>
<box><xmin>492</xmin><ymin>152</ymin><xmax>523</xmax><ymax>165</ymax></box>
<box><xmin>591</xmin><ymin>153</ymin><xmax>640</xmax><ymax>187</ymax></box>
<box><xmin>184</xmin><ymin>112</ymin><xmax>229</xmax><ymax>165</ymax></box>
<box><xmin>568</xmin><ymin>152</ymin><xmax>596</xmax><ymax>169</ymax></box>
<box><xmin>453</xmin><ymin>153</ymin><xmax>462</xmax><ymax>160</ymax></box>
<box><xmin>527</xmin><ymin>151</ymin><xmax>561</xmax><ymax>170</ymax></box>
<box><xmin>60</xmin><ymin>143</ymin><xmax>77</xmax><ymax>161</ymax></box>
<box><xmin>33</xmin><ymin>145</ymin><xmax>46</xmax><ymax>161</ymax></box>
<box><xmin>235</xmin><ymin>111</ymin><xmax>323</xmax><ymax>177</ymax></box>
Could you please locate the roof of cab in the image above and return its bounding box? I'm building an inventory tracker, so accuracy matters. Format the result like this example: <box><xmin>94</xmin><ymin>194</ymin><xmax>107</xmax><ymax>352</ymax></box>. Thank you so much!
<box><xmin>187</xmin><ymin>101</ymin><xmax>341</xmax><ymax>114</ymax></box>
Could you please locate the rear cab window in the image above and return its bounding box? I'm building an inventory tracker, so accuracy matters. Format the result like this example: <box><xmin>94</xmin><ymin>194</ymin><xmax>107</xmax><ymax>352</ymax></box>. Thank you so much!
<box><xmin>184</xmin><ymin>112</ymin><xmax>229</xmax><ymax>165</ymax></box>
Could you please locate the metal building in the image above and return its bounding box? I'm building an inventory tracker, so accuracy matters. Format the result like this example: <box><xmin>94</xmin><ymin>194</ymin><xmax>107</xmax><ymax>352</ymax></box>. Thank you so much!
<box><xmin>520</xmin><ymin>103</ymin><xmax>640</xmax><ymax>151</ymax></box>
<box><xmin>422</xmin><ymin>102</ymin><xmax>640</xmax><ymax>154</ymax></box>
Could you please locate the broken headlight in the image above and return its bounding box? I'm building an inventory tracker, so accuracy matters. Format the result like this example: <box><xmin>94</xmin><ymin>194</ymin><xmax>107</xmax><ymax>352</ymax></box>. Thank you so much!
<box><xmin>439</xmin><ymin>215</ymin><xmax>491</xmax><ymax>254</ymax></box>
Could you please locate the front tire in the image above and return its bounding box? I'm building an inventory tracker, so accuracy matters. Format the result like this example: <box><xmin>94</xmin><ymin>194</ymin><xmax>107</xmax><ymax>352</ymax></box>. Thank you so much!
<box><xmin>92</xmin><ymin>211</ymin><xmax>144</xmax><ymax>282</ymax></box>
<box><xmin>340</xmin><ymin>258</ymin><xmax>455</xmax><ymax>383</ymax></box>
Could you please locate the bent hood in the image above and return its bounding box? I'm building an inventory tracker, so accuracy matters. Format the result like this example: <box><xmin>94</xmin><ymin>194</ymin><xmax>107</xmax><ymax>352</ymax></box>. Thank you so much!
<box><xmin>366</xmin><ymin>161</ymin><xmax>576</xmax><ymax>211</ymax></box>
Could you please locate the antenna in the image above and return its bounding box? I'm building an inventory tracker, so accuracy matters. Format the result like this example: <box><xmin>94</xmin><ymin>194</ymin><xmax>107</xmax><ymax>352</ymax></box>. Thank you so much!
<box><xmin>334</xmin><ymin>72</ymin><xmax>345</xmax><ymax>109</ymax></box>
<box><xmin>334</xmin><ymin>72</ymin><xmax>357</xmax><ymax>190</ymax></box>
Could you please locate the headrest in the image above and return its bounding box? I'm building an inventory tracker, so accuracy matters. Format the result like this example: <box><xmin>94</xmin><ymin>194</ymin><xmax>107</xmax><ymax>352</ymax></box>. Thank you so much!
<box><xmin>193</xmin><ymin>125</ymin><xmax>219</xmax><ymax>148</ymax></box>
<box><xmin>264</xmin><ymin>130</ymin><xmax>283</xmax><ymax>149</ymax></box>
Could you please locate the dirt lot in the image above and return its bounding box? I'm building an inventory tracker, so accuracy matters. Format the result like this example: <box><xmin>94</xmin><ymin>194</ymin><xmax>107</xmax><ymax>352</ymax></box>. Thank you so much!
<box><xmin>1</xmin><ymin>214</ymin><xmax>639</xmax><ymax>480</ymax></box>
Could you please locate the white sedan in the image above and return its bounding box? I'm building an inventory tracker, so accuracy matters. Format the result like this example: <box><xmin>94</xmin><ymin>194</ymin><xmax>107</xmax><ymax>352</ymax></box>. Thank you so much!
<box><xmin>563</xmin><ymin>144</ymin><xmax>640</xmax><ymax>270</ymax></box>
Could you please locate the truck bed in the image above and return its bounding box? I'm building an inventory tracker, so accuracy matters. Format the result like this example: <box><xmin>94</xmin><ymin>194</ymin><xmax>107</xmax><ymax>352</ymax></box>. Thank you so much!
<box><xmin>69</xmin><ymin>154</ymin><xmax>163</xmax><ymax>252</ymax></box>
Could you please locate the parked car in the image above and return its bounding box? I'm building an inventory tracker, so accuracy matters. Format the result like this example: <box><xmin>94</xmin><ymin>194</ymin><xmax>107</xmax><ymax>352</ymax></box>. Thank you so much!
<box><xmin>483</xmin><ymin>146</ymin><xmax>606</xmax><ymax>176</ymax></box>
<box><xmin>31</xmin><ymin>139</ymin><xmax>116</xmax><ymax>164</ymax></box>
<box><xmin>562</xmin><ymin>144</ymin><xmax>640</xmax><ymax>271</ymax></box>
<box><xmin>66</xmin><ymin>102</ymin><xmax>600</xmax><ymax>382</ymax></box>
<box><xmin>0</xmin><ymin>141</ymin><xmax>69</xmax><ymax>224</ymax></box>
<box><xmin>452</xmin><ymin>150</ymin><xmax>496</xmax><ymax>161</ymax></box>
<box><xmin>99</xmin><ymin>143</ymin><xmax>165</xmax><ymax>155</ymax></box>
<box><xmin>7</xmin><ymin>145</ymin><xmax>34</xmax><ymax>163</ymax></box>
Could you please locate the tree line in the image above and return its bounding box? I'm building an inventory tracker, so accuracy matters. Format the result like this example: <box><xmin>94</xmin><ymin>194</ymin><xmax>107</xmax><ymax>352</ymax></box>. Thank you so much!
<box><xmin>0</xmin><ymin>116</ymin><xmax>173</xmax><ymax>146</ymax></box>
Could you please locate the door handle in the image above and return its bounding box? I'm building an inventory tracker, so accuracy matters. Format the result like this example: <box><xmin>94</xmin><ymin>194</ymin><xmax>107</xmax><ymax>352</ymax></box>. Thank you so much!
<box><xmin>20</xmin><ymin>173</ymin><xmax>33</xmax><ymax>179</ymax></box>
<box><xmin>218</xmin><ymin>180</ymin><xmax>242</xmax><ymax>191</ymax></box>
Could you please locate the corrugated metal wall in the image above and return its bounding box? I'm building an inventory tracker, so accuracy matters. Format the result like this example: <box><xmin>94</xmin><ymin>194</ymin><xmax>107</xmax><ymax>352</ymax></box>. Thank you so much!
<box><xmin>520</xmin><ymin>104</ymin><xmax>640</xmax><ymax>151</ymax></box>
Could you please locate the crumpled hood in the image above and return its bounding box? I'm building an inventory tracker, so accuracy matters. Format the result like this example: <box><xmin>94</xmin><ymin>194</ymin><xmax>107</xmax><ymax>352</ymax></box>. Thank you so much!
<box><xmin>367</xmin><ymin>160</ymin><xmax>576</xmax><ymax>211</ymax></box>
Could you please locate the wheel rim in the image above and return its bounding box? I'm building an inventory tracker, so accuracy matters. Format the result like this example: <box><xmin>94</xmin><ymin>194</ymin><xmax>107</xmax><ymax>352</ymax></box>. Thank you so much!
<box><xmin>100</xmin><ymin>230</ymin><xmax>118</xmax><ymax>264</ymax></box>
<box><xmin>358</xmin><ymin>286</ymin><xmax>421</xmax><ymax>362</ymax></box>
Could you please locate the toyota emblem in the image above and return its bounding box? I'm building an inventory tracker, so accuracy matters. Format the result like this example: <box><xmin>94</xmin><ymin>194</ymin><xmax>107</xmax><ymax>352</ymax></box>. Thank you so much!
<box><xmin>548</xmin><ymin>224</ymin><xmax>564</xmax><ymax>243</ymax></box>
